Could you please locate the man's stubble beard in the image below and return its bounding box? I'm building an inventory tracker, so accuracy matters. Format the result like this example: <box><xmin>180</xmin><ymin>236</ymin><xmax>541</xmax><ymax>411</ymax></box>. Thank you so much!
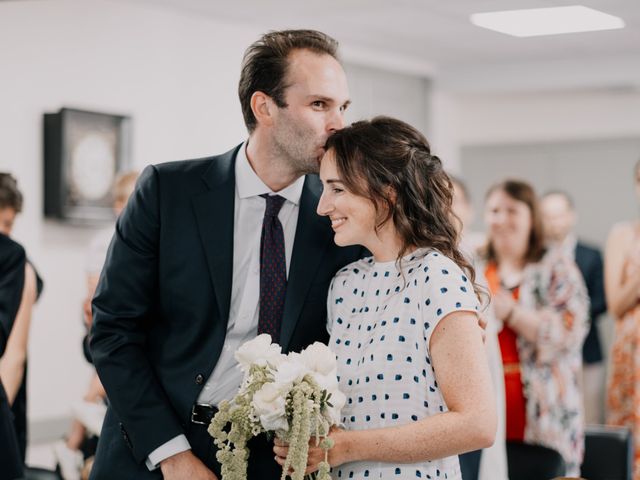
<box><xmin>272</xmin><ymin>116</ymin><xmax>323</xmax><ymax>176</ymax></box>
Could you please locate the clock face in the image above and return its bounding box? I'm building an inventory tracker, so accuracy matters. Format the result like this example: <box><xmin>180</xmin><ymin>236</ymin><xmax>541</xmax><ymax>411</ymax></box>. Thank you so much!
<box><xmin>69</xmin><ymin>133</ymin><xmax>116</xmax><ymax>201</ymax></box>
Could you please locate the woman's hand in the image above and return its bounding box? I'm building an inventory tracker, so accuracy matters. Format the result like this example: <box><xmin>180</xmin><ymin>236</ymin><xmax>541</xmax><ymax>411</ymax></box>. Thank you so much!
<box><xmin>492</xmin><ymin>290</ymin><xmax>516</xmax><ymax>323</ymax></box>
<box><xmin>273</xmin><ymin>427</ymin><xmax>350</xmax><ymax>475</ymax></box>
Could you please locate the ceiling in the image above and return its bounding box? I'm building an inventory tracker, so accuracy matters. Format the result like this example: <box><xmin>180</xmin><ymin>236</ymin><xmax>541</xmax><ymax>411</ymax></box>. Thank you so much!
<box><xmin>121</xmin><ymin>0</ymin><xmax>640</xmax><ymax>92</ymax></box>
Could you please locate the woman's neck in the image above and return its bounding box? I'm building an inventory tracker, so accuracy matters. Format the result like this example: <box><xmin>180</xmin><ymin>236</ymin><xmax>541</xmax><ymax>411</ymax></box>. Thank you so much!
<box><xmin>495</xmin><ymin>254</ymin><xmax>525</xmax><ymax>287</ymax></box>
<box><xmin>367</xmin><ymin>224</ymin><xmax>412</xmax><ymax>263</ymax></box>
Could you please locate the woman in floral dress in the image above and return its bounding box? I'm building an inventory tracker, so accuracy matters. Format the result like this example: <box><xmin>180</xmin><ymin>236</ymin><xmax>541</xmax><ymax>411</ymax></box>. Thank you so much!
<box><xmin>605</xmin><ymin>160</ymin><xmax>640</xmax><ymax>479</ymax></box>
<box><xmin>481</xmin><ymin>179</ymin><xmax>589</xmax><ymax>477</ymax></box>
<box><xmin>274</xmin><ymin>117</ymin><xmax>496</xmax><ymax>480</ymax></box>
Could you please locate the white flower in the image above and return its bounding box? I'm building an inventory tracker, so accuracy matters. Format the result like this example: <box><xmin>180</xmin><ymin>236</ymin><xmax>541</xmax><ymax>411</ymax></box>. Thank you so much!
<box><xmin>252</xmin><ymin>383</ymin><xmax>289</xmax><ymax>431</ymax></box>
<box><xmin>273</xmin><ymin>357</ymin><xmax>309</xmax><ymax>388</ymax></box>
<box><xmin>299</xmin><ymin>342</ymin><xmax>337</xmax><ymax>376</ymax></box>
<box><xmin>235</xmin><ymin>334</ymin><xmax>283</xmax><ymax>372</ymax></box>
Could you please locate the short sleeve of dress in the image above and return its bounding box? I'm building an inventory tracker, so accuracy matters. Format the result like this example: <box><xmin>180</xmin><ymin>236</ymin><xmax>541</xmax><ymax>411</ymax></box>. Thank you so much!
<box><xmin>421</xmin><ymin>252</ymin><xmax>480</xmax><ymax>348</ymax></box>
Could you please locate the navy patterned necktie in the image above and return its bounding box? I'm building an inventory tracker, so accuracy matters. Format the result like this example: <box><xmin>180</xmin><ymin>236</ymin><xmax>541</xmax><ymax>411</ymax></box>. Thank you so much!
<box><xmin>258</xmin><ymin>194</ymin><xmax>287</xmax><ymax>341</ymax></box>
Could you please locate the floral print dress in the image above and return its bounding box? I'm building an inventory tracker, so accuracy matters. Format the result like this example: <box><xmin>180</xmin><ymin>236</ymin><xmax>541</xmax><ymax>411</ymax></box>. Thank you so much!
<box><xmin>483</xmin><ymin>249</ymin><xmax>589</xmax><ymax>476</ymax></box>
<box><xmin>607</xmin><ymin>224</ymin><xmax>640</xmax><ymax>480</ymax></box>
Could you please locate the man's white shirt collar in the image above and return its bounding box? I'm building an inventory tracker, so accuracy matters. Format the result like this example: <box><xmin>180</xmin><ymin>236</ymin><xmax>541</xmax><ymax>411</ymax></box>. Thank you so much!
<box><xmin>235</xmin><ymin>142</ymin><xmax>305</xmax><ymax>205</ymax></box>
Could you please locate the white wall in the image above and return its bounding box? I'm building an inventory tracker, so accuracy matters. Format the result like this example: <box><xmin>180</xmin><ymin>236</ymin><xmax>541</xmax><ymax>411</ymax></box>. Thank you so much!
<box><xmin>456</xmin><ymin>89</ymin><xmax>640</xmax><ymax>145</ymax></box>
<box><xmin>0</xmin><ymin>0</ymin><xmax>261</xmax><ymax>423</ymax></box>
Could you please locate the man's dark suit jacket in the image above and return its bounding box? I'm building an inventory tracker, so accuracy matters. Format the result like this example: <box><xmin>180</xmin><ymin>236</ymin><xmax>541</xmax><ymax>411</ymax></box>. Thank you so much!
<box><xmin>0</xmin><ymin>233</ymin><xmax>26</xmax><ymax>480</ymax></box>
<box><xmin>575</xmin><ymin>242</ymin><xmax>607</xmax><ymax>364</ymax></box>
<box><xmin>90</xmin><ymin>146</ymin><xmax>363</xmax><ymax>479</ymax></box>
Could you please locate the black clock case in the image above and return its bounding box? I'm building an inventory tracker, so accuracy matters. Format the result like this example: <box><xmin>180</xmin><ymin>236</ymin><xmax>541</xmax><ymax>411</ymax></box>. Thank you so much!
<box><xmin>43</xmin><ymin>108</ymin><xmax>131</xmax><ymax>223</ymax></box>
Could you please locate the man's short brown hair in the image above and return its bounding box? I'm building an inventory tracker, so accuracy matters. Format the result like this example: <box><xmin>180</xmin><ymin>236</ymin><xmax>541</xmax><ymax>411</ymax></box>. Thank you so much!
<box><xmin>238</xmin><ymin>29</ymin><xmax>339</xmax><ymax>133</ymax></box>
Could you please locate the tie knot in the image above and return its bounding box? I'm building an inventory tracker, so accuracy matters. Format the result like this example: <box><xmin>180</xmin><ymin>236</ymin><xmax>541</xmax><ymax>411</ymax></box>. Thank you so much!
<box><xmin>261</xmin><ymin>194</ymin><xmax>286</xmax><ymax>218</ymax></box>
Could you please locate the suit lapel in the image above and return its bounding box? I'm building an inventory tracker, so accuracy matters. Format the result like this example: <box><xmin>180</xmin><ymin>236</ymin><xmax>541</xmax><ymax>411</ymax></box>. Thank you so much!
<box><xmin>280</xmin><ymin>175</ymin><xmax>334</xmax><ymax>351</ymax></box>
<box><xmin>192</xmin><ymin>146</ymin><xmax>240</xmax><ymax>324</ymax></box>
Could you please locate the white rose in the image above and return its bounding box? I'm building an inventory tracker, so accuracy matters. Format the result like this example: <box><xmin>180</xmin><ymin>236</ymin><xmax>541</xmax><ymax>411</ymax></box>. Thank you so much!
<box><xmin>235</xmin><ymin>334</ymin><xmax>282</xmax><ymax>372</ymax></box>
<box><xmin>299</xmin><ymin>342</ymin><xmax>337</xmax><ymax>376</ymax></box>
<box><xmin>312</xmin><ymin>372</ymin><xmax>339</xmax><ymax>393</ymax></box>
<box><xmin>273</xmin><ymin>357</ymin><xmax>309</xmax><ymax>388</ymax></box>
<box><xmin>252</xmin><ymin>383</ymin><xmax>289</xmax><ymax>432</ymax></box>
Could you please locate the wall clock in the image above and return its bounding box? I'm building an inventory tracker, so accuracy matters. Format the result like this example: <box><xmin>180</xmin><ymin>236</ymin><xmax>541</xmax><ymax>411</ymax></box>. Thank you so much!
<box><xmin>44</xmin><ymin>108</ymin><xmax>132</xmax><ymax>223</ymax></box>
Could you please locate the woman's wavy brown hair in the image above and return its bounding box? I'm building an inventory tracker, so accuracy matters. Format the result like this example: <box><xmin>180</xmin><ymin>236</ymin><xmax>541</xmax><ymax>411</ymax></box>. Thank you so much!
<box><xmin>324</xmin><ymin>116</ymin><xmax>482</xmax><ymax>301</ymax></box>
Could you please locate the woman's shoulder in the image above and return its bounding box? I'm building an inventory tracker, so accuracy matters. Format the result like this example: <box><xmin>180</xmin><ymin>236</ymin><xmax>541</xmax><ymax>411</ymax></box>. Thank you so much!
<box><xmin>333</xmin><ymin>256</ymin><xmax>376</xmax><ymax>281</ymax></box>
<box><xmin>538</xmin><ymin>247</ymin><xmax>575</xmax><ymax>270</ymax></box>
<box><xmin>534</xmin><ymin>248</ymin><xmax>584</xmax><ymax>287</ymax></box>
<box><xmin>419</xmin><ymin>249</ymin><xmax>467</xmax><ymax>277</ymax></box>
<box><xmin>607</xmin><ymin>221</ymin><xmax>638</xmax><ymax>247</ymax></box>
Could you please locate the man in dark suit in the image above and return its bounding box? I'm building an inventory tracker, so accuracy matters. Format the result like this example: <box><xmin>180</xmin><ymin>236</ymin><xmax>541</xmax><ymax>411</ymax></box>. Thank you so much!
<box><xmin>90</xmin><ymin>30</ymin><xmax>363</xmax><ymax>479</ymax></box>
<box><xmin>541</xmin><ymin>191</ymin><xmax>607</xmax><ymax>424</ymax></box>
<box><xmin>0</xmin><ymin>232</ymin><xmax>26</xmax><ymax>480</ymax></box>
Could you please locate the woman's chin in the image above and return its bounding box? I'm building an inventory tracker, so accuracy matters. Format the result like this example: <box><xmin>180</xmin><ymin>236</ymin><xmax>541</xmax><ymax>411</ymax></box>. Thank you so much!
<box><xmin>333</xmin><ymin>233</ymin><xmax>354</xmax><ymax>248</ymax></box>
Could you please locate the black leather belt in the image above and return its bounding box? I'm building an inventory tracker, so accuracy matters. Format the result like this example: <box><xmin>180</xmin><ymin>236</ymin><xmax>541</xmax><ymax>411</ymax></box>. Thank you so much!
<box><xmin>191</xmin><ymin>404</ymin><xmax>218</xmax><ymax>425</ymax></box>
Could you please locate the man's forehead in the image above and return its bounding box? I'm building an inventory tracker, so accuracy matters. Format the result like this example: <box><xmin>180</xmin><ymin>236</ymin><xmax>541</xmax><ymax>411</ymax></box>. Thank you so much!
<box><xmin>543</xmin><ymin>194</ymin><xmax>572</xmax><ymax>212</ymax></box>
<box><xmin>284</xmin><ymin>50</ymin><xmax>349</xmax><ymax>98</ymax></box>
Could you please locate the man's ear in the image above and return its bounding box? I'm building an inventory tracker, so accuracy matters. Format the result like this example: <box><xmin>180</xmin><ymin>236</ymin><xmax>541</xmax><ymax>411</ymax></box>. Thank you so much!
<box><xmin>250</xmin><ymin>91</ymin><xmax>275</xmax><ymax>128</ymax></box>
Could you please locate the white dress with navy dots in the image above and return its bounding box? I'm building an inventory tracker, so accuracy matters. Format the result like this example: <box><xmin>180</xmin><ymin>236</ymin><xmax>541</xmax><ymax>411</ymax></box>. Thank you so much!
<box><xmin>327</xmin><ymin>249</ymin><xmax>480</xmax><ymax>480</ymax></box>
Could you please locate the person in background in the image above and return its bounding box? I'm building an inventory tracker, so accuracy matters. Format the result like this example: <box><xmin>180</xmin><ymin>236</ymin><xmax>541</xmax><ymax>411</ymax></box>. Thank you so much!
<box><xmin>451</xmin><ymin>176</ymin><xmax>508</xmax><ymax>480</ymax></box>
<box><xmin>451</xmin><ymin>177</ymin><xmax>486</xmax><ymax>256</ymax></box>
<box><xmin>0</xmin><ymin>172</ymin><xmax>43</xmax><ymax>464</ymax></box>
<box><xmin>604</xmin><ymin>159</ymin><xmax>640</xmax><ymax>480</ymax></box>
<box><xmin>54</xmin><ymin>171</ymin><xmax>139</xmax><ymax>480</ymax></box>
<box><xmin>541</xmin><ymin>191</ymin><xmax>607</xmax><ymax>425</ymax></box>
<box><xmin>482</xmin><ymin>179</ymin><xmax>588</xmax><ymax>477</ymax></box>
<box><xmin>0</xmin><ymin>232</ymin><xmax>27</xmax><ymax>480</ymax></box>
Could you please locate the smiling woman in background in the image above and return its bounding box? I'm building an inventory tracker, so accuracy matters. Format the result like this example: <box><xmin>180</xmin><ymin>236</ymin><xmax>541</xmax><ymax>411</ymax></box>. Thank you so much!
<box><xmin>481</xmin><ymin>179</ymin><xmax>588</xmax><ymax>477</ymax></box>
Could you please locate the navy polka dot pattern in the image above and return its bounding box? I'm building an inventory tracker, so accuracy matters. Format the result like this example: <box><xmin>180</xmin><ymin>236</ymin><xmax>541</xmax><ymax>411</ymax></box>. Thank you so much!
<box><xmin>327</xmin><ymin>249</ymin><xmax>478</xmax><ymax>479</ymax></box>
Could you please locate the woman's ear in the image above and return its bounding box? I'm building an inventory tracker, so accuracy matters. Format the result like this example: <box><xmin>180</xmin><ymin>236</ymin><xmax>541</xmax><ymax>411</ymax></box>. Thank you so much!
<box><xmin>250</xmin><ymin>91</ymin><xmax>274</xmax><ymax>128</ymax></box>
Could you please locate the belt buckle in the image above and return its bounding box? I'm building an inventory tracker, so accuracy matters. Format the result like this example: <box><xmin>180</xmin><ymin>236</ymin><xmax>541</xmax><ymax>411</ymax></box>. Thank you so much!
<box><xmin>191</xmin><ymin>403</ymin><xmax>212</xmax><ymax>425</ymax></box>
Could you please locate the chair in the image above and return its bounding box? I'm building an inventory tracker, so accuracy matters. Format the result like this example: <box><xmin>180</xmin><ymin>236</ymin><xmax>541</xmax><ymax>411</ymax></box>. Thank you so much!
<box><xmin>23</xmin><ymin>466</ymin><xmax>62</xmax><ymax>480</ymax></box>
<box><xmin>580</xmin><ymin>424</ymin><xmax>632</xmax><ymax>480</ymax></box>
<box><xmin>506</xmin><ymin>441</ymin><xmax>566</xmax><ymax>480</ymax></box>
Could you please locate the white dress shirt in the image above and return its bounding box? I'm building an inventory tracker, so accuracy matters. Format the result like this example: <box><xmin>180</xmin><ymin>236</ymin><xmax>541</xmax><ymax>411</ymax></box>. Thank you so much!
<box><xmin>146</xmin><ymin>143</ymin><xmax>305</xmax><ymax>469</ymax></box>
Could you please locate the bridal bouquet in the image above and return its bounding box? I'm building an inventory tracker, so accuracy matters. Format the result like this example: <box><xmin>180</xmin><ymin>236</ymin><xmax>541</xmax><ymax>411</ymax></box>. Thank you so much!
<box><xmin>208</xmin><ymin>334</ymin><xmax>346</xmax><ymax>480</ymax></box>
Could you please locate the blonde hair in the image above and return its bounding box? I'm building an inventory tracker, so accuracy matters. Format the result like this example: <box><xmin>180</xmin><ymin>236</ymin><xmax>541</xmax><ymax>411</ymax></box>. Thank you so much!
<box><xmin>113</xmin><ymin>171</ymin><xmax>138</xmax><ymax>204</ymax></box>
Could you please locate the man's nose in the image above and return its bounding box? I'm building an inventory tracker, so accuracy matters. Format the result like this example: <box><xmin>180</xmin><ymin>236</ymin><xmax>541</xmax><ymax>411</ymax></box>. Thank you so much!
<box><xmin>327</xmin><ymin>108</ymin><xmax>345</xmax><ymax>133</ymax></box>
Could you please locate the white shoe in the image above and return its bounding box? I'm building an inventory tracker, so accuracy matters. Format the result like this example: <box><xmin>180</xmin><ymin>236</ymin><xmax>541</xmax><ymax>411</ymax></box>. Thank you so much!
<box><xmin>71</xmin><ymin>400</ymin><xmax>107</xmax><ymax>437</ymax></box>
<box><xmin>52</xmin><ymin>440</ymin><xmax>83</xmax><ymax>480</ymax></box>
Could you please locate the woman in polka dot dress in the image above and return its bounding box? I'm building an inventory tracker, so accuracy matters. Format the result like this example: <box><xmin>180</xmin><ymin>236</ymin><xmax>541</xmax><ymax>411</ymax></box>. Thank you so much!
<box><xmin>274</xmin><ymin>117</ymin><xmax>496</xmax><ymax>479</ymax></box>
